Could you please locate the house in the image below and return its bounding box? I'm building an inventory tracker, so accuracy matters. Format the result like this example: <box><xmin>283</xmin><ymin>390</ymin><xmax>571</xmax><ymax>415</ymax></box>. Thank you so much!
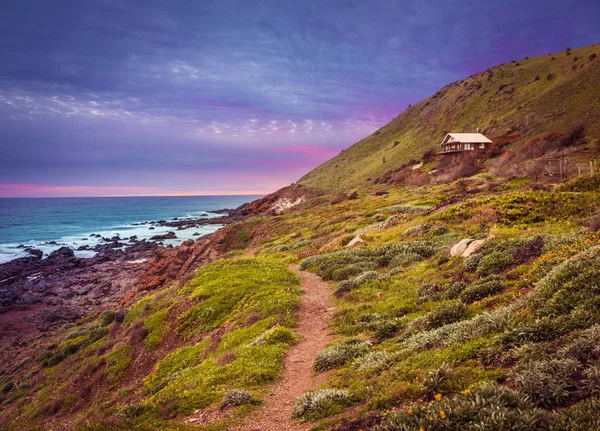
<box><xmin>438</xmin><ymin>132</ymin><xmax>492</xmax><ymax>154</ymax></box>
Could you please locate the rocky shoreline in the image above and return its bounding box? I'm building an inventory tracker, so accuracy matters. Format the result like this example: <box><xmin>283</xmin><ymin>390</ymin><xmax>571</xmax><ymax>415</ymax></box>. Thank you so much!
<box><xmin>0</xmin><ymin>207</ymin><xmax>248</xmax><ymax>372</ymax></box>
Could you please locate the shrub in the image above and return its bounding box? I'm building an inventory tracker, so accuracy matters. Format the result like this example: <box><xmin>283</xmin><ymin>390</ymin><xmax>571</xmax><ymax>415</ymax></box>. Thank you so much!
<box><xmin>459</xmin><ymin>276</ymin><xmax>504</xmax><ymax>304</ymax></box>
<box><xmin>292</xmin><ymin>240</ymin><xmax>310</xmax><ymax>249</ymax></box>
<box><xmin>322</xmin><ymin>262</ymin><xmax>376</xmax><ymax>282</ymax></box>
<box><xmin>353</xmin><ymin>313</ymin><xmax>404</xmax><ymax>340</ymax></box>
<box><xmin>559</xmin><ymin>324</ymin><xmax>600</xmax><ymax>362</ymax></box>
<box><xmin>292</xmin><ymin>389</ymin><xmax>352</xmax><ymax>421</ymax></box>
<box><xmin>374</xmin><ymin>381</ymin><xmax>550</xmax><ymax>431</ymax></box>
<box><xmin>587</xmin><ymin>213</ymin><xmax>600</xmax><ymax>231</ymax></box>
<box><xmin>558</xmin><ymin>396</ymin><xmax>600</xmax><ymax>430</ymax></box>
<box><xmin>99</xmin><ymin>311</ymin><xmax>117</xmax><ymax>326</ymax></box>
<box><xmin>417</xmin><ymin>282</ymin><xmax>444</xmax><ymax>304</ymax></box>
<box><xmin>331</xmin><ymin>193</ymin><xmax>347</xmax><ymax>205</ymax></box>
<box><xmin>353</xmin><ymin>351</ymin><xmax>393</xmax><ymax>372</ymax></box>
<box><xmin>378</xmin><ymin>204</ymin><xmax>432</xmax><ymax>215</ymax></box>
<box><xmin>424</xmin><ymin>302</ymin><xmax>467</xmax><ymax>329</ymax></box>
<box><xmin>583</xmin><ymin>366</ymin><xmax>600</xmax><ymax>396</ymax></box>
<box><xmin>590</xmin><ymin>53</ymin><xmax>597</xmax><ymax>61</ymax></box>
<box><xmin>402</xmin><ymin>306</ymin><xmax>514</xmax><ymax>351</ymax></box>
<box><xmin>531</xmin><ymin>246</ymin><xmax>600</xmax><ymax>318</ymax></box>
<box><xmin>423</xmin><ymin>362</ymin><xmax>453</xmax><ymax>394</ymax></box>
<box><xmin>313</xmin><ymin>339</ymin><xmax>371</xmax><ymax>372</ymax></box>
<box><xmin>119</xmin><ymin>403</ymin><xmax>150</xmax><ymax>418</ymax></box>
<box><xmin>388</xmin><ymin>252</ymin><xmax>423</xmax><ymax>269</ymax></box>
<box><xmin>444</xmin><ymin>281</ymin><xmax>467</xmax><ymax>299</ymax></box>
<box><xmin>335</xmin><ymin>271</ymin><xmax>381</xmax><ymax>296</ymax></box>
<box><xmin>463</xmin><ymin>254</ymin><xmax>481</xmax><ymax>272</ymax></box>
<box><xmin>510</xmin><ymin>358</ymin><xmax>579</xmax><ymax>407</ymax></box>
<box><xmin>273</xmin><ymin>244</ymin><xmax>290</xmax><ymax>252</ymax></box>
<box><xmin>220</xmin><ymin>389</ymin><xmax>260</xmax><ymax>408</ymax></box>
<box><xmin>250</xmin><ymin>325</ymin><xmax>298</xmax><ymax>346</ymax></box>
<box><xmin>476</xmin><ymin>250</ymin><xmax>514</xmax><ymax>275</ymax></box>
<box><xmin>547</xmin><ymin>73</ymin><xmax>555</xmax><ymax>80</ymax></box>
<box><xmin>559</xmin><ymin>123</ymin><xmax>585</xmax><ymax>147</ymax></box>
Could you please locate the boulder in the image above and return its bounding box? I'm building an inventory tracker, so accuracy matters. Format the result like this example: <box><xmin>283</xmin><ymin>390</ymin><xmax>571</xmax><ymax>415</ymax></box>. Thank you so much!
<box><xmin>462</xmin><ymin>236</ymin><xmax>495</xmax><ymax>257</ymax></box>
<box><xmin>346</xmin><ymin>235</ymin><xmax>365</xmax><ymax>248</ymax></box>
<box><xmin>450</xmin><ymin>239</ymin><xmax>474</xmax><ymax>257</ymax></box>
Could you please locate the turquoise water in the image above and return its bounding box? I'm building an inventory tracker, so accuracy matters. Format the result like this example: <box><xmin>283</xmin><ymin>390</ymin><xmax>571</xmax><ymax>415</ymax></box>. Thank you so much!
<box><xmin>0</xmin><ymin>195</ymin><xmax>260</xmax><ymax>263</ymax></box>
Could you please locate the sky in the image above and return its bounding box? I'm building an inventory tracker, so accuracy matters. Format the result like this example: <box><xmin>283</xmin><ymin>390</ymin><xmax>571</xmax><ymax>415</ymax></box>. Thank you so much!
<box><xmin>1</xmin><ymin>0</ymin><xmax>599</xmax><ymax>197</ymax></box>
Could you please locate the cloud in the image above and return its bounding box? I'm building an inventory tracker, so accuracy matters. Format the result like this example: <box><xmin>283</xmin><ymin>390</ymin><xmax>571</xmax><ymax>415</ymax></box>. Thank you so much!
<box><xmin>0</xmin><ymin>0</ymin><xmax>598</xmax><ymax>196</ymax></box>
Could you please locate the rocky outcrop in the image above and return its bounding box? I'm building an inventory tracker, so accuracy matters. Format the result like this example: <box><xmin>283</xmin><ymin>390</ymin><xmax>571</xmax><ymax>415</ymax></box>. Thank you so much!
<box><xmin>450</xmin><ymin>239</ymin><xmax>474</xmax><ymax>256</ymax></box>
<box><xmin>346</xmin><ymin>235</ymin><xmax>365</xmax><ymax>247</ymax></box>
<box><xmin>136</xmin><ymin>238</ymin><xmax>218</xmax><ymax>291</ymax></box>
<box><xmin>451</xmin><ymin>235</ymin><xmax>495</xmax><ymax>257</ymax></box>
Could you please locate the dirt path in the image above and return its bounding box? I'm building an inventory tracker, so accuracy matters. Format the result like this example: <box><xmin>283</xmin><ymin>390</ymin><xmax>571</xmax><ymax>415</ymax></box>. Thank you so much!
<box><xmin>231</xmin><ymin>265</ymin><xmax>336</xmax><ymax>431</ymax></box>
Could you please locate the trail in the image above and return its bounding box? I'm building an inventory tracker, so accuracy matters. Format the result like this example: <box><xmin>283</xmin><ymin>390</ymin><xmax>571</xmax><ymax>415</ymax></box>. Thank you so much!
<box><xmin>232</xmin><ymin>265</ymin><xmax>336</xmax><ymax>431</ymax></box>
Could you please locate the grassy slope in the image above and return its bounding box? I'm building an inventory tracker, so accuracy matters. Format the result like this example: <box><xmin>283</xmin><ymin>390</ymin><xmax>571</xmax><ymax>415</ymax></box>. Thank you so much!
<box><xmin>299</xmin><ymin>44</ymin><xmax>600</xmax><ymax>191</ymax></box>
<box><xmin>2</xmin><ymin>43</ymin><xmax>600</xmax><ymax>431</ymax></box>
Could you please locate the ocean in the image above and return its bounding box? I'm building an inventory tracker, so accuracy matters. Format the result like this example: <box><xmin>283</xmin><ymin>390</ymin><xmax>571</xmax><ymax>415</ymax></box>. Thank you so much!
<box><xmin>0</xmin><ymin>195</ymin><xmax>261</xmax><ymax>264</ymax></box>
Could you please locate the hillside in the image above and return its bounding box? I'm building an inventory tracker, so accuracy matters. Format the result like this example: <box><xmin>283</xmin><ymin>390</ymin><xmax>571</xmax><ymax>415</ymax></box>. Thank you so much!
<box><xmin>299</xmin><ymin>44</ymin><xmax>600</xmax><ymax>191</ymax></box>
<box><xmin>2</xmin><ymin>43</ymin><xmax>600</xmax><ymax>431</ymax></box>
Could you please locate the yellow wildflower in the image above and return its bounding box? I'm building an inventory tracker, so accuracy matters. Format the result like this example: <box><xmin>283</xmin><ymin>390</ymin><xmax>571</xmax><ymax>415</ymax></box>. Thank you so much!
<box><xmin>440</xmin><ymin>410</ymin><xmax>446</xmax><ymax>419</ymax></box>
<box><xmin>463</xmin><ymin>389</ymin><xmax>471</xmax><ymax>395</ymax></box>
<box><xmin>434</xmin><ymin>393</ymin><xmax>442</xmax><ymax>401</ymax></box>
<box><xmin>408</xmin><ymin>409</ymin><xmax>413</xmax><ymax>415</ymax></box>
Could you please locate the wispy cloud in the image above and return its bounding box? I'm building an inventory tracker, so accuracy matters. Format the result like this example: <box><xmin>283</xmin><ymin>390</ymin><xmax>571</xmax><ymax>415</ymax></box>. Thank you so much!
<box><xmin>1</xmin><ymin>0</ymin><xmax>598</xmax><ymax>196</ymax></box>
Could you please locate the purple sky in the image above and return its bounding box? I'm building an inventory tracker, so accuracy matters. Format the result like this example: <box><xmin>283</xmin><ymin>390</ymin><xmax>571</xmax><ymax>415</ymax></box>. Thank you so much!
<box><xmin>1</xmin><ymin>0</ymin><xmax>599</xmax><ymax>197</ymax></box>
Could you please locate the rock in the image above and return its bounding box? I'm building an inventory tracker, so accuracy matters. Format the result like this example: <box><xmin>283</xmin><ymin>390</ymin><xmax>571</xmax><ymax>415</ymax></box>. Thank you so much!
<box><xmin>148</xmin><ymin>227</ymin><xmax>155</xmax><ymax>230</ymax></box>
<box><xmin>346</xmin><ymin>235</ymin><xmax>365</xmax><ymax>248</ymax></box>
<box><xmin>450</xmin><ymin>239</ymin><xmax>474</xmax><ymax>257</ymax></box>
<box><xmin>192</xmin><ymin>232</ymin><xmax>200</xmax><ymax>236</ymax></box>
<box><xmin>411</xmin><ymin>162</ymin><xmax>424</xmax><ymax>170</ymax></box>
<box><xmin>151</xmin><ymin>231</ymin><xmax>177</xmax><ymax>241</ymax></box>
<box><xmin>462</xmin><ymin>236</ymin><xmax>495</xmax><ymax>257</ymax></box>
<box><xmin>24</xmin><ymin>248</ymin><xmax>43</xmax><ymax>259</ymax></box>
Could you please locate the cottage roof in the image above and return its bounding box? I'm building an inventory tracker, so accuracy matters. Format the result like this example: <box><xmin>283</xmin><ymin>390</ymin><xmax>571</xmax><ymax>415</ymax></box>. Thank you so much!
<box><xmin>442</xmin><ymin>133</ymin><xmax>492</xmax><ymax>144</ymax></box>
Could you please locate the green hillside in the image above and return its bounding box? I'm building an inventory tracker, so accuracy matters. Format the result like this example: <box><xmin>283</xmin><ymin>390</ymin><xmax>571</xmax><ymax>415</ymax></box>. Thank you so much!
<box><xmin>299</xmin><ymin>44</ymin><xmax>600</xmax><ymax>191</ymax></box>
<box><xmin>2</xmin><ymin>43</ymin><xmax>600</xmax><ymax>431</ymax></box>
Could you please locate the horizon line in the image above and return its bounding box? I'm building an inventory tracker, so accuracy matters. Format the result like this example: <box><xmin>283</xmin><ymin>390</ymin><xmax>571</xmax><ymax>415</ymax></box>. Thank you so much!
<box><xmin>0</xmin><ymin>192</ymin><xmax>269</xmax><ymax>199</ymax></box>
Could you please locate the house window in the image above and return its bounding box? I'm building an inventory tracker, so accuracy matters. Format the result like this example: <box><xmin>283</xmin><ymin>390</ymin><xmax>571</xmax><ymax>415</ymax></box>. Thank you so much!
<box><xmin>479</xmin><ymin>143</ymin><xmax>485</xmax><ymax>149</ymax></box>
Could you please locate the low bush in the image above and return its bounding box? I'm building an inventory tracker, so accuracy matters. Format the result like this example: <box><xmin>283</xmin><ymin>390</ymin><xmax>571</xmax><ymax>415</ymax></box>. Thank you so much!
<box><xmin>322</xmin><ymin>262</ymin><xmax>376</xmax><ymax>281</ymax></box>
<box><xmin>402</xmin><ymin>306</ymin><xmax>514</xmax><ymax>351</ymax></box>
<box><xmin>378</xmin><ymin>204</ymin><xmax>432</xmax><ymax>215</ymax></box>
<box><xmin>510</xmin><ymin>358</ymin><xmax>580</xmax><ymax>407</ymax></box>
<box><xmin>583</xmin><ymin>366</ymin><xmax>600</xmax><ymax>397</ymax></box>
<box><xmin>352</xmin><ymin>313</ymin><xmax>404</xmax><ymax>340</ymax></box>
<box><xmin>335</xmin><ymin>271</ymin><xmax>381</xmax><ymax>296</ymax></box>
<box><xmin>476</xmin><ymin>250</ymin><xmax>514</xmax><ymax>275</ymax></box>
<box><xmin>250</xmin><ymin>325</ymin><xmax>298</xmax><ymax>346</ymax></box>
<box><xmin>292</xmin><ymin>389</ymin><xmax>352</xmax><ymax>421</ymax></box>
<box><xmin>220</xmin><ymin>389</ymin><xmax>260</xmax><ymax>408</ymax></box>
<box><xmin>119</xmin><ymin>403</ymin><xmax>150</xmax><ymax>418</ymax></box>
<box><xmin>444</xmin><ymin>281</ymin><xmax>467</xmax><ymax>299</ymax></box>
<box><xmin>313</xmin><ymin>339</ymin><xmax>371</xmax><ymax>372</ymax></box>
<box><xmin>417</xmin><ymin>282</ymin><xmax>444</xmax><ymax>304</ymax></box>
<box><xmin>273</xmin><ymin>244</ymin><xmax>290</xmax><ymax>252</ymax></box>
<box><xmin>388</xmin><ymin>252</ymin><xmax>423</xmax><ymax>269</ymax></box>
<box><xmin>292</xmin><ymin>240</ymin><xmax>311</xmax><ymax>249</ymax></box>
<box><xmin>459</xmin><ymin>276</ymin><xmax>504</xmax><ymax>304</ymax></box>
<box><xmin>353</xmin><ymin>351</ymin><xmax>394</xmax><ymax>372</ymax></box>
<box><xmin>422</xmin><ymin>362</ymin><xmax>453</xmax><ymax>394</ymax></box>
<box><xmin>374</xmin><ymin>381</ymin><xmax>549</xmax><ymax>431</ymax></box>
<box><xmin>424</xmin><ymin>302</ymin><xmax>467</xmax><ymax>329</ymax></box>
